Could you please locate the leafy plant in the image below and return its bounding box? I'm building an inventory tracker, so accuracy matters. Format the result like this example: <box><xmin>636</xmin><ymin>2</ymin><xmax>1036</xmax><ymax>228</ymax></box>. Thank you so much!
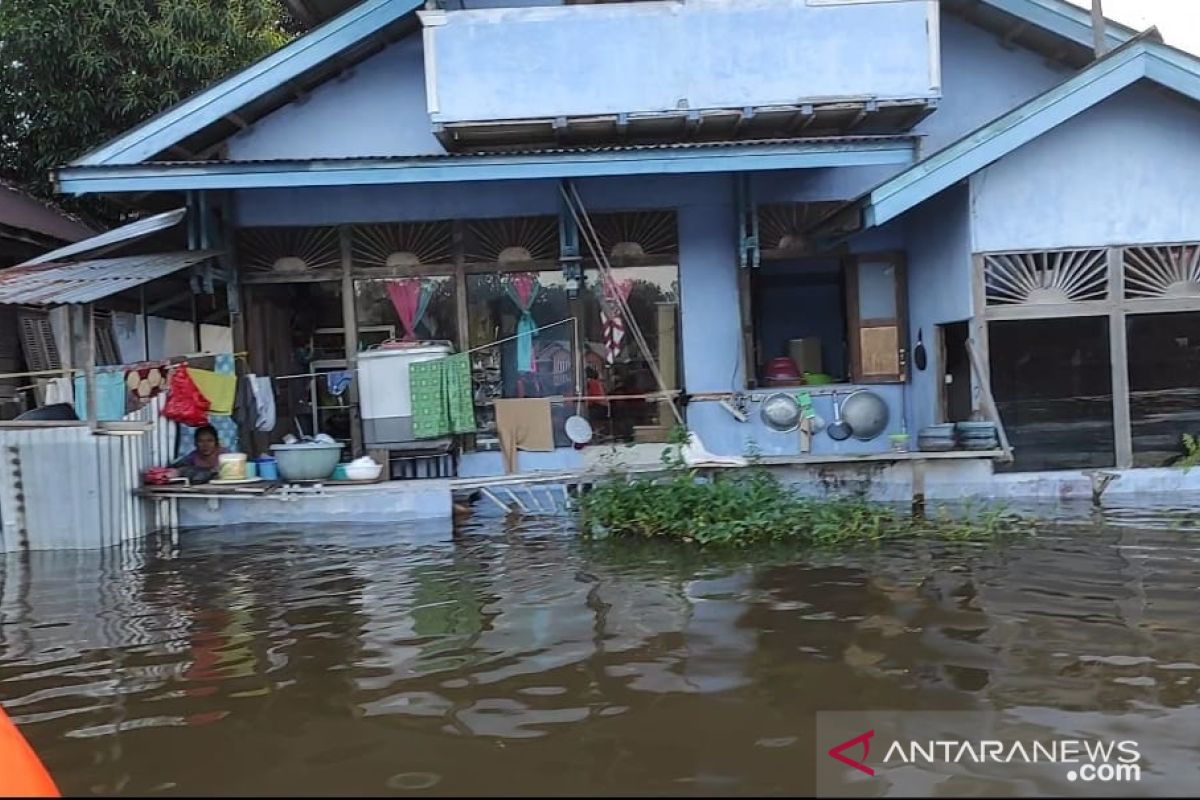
<box><xmin>1176</xmin><ymin>433</ymin><xmax>1200</xmax><ymax>471</ymax></box>
<box><xmin>578</xmin><ymin>467</ymin><xmax>1026</xmax><ymax>549</ymax></box>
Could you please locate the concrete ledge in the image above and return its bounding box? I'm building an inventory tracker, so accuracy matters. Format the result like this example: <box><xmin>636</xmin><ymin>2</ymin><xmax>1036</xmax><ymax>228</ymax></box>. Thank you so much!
<box><xmin>175</xmin><ymin>481</ymin><xmax>453</xmax><ymax>528</ymax></box>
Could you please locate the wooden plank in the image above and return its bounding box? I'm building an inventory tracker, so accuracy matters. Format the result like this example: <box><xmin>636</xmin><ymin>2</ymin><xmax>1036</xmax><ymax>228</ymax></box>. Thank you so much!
<box><xmin>241</xmin><ymin>268</ymin><xmax>344</xmax><ymax>284</ymax></box>
<box><xmin>965</xmin><ymin>336</ymin><xmax>1013</xmax><ymax>462</ymax></box>
<box><xmin>340</xmin><ymin>226</ymin><xmax>363</xmax><ymax>457</ymax></box>
<box><xmin>737</xmin><ymin>262</ymin><xmax>756</xmax><ymax>387</ymax></box>
<box><xmin>969</xmin><ymin>253</ymin><xmax>990</xmax><ymax>417</ymax></box>
<box><xmin>1108</xmin><ymin>246</ymin><xmax>1133</xmax><ymax>468</ymax></box>
<box><xmin>984</xmin><ymin>301</ymin><xmax>1111</xmax><ymax>320</ymax></box>
<box><xmin>933</xmin><ymin>324</ymin><xmax>947</xmax><ymax>424</ymax></box>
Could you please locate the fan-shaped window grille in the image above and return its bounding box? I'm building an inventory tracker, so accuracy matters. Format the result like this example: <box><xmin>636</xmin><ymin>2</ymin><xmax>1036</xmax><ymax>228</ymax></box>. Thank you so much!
<box><xmin>1124</xmin><ymin>244</ymin><xmax>1200</xmax><ymax>299</ymax></box>
<box><xmin>352</xmin><ymin>222</ymin><xmax>453</xmax><ymax>269</ymax></box>
<box><xmin>238</xmin><ymin>226</ymin><xmax>341</xmax><ymax>274</ymax></box>
<box><xmin>464</xmin><ymin>216</ymin><xmax>559</xmax><ymax>264</ymax></box>
<box><xmin>983</xmin><ymin>249</ymin><xmax>1108</xmax><ymax>306</ymax></box>
<box><xmin>587</xmin><ymin>210</ymin><xmax>677</xmax><ymax>262</ymax></box>
<box><xmin>756</xmin><ymin>202</ymin><xmax>842</xmax><ymax>254</ymax></box>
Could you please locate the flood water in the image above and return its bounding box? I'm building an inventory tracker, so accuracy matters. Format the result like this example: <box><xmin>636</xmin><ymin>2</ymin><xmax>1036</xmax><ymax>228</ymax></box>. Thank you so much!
<box><xmin>2</xmin><ymin>506</ymin><xmax>1200</xmax><ymax>796</ymax></box>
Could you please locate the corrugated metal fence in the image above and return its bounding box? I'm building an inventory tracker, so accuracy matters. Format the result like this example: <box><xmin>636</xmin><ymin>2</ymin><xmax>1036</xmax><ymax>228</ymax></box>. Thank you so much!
<box><xmin>0</xmin><ymin>395</ymin><xmax>177</xmax><ymax>552</ymax></box>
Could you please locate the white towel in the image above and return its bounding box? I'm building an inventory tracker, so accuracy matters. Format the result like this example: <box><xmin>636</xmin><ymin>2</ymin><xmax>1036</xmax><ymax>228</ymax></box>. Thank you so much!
<box><xmin>44</xmin><ymin>376</ymin><xmax>74</xmax><ymax>406</ymax></box>
<box><xmin>249</xmin><ymin>375</ymin><xmax>276</xmax><ymax>432</ymax></box>
<box><xmin>681</xmin><ymin>432</ymin><xmax>748</xmax><ymax>468</ymax></box>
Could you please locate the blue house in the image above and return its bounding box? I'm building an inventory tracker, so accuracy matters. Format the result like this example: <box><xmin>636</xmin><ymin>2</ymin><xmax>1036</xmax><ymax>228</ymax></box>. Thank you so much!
<box><xmin>48</xmin><ymin>0</ymin><xmax>1200</xmax><ymax>487</ymax></box>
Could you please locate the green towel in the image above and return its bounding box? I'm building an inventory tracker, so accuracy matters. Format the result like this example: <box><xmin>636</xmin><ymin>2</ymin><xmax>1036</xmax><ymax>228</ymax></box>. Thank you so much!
<box><xmin>410</xmin><ymin>355</ymin><xmax>476</xmax><ymax>439</ymax></box>
<box><xmin>444</xmin><ymin>353</ymin><xmax>476</xmax><ymax>435</ymax></box>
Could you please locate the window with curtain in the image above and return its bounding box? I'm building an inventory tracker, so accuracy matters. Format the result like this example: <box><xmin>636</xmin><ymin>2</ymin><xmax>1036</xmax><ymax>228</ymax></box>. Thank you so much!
<box><xmin>355</xmin><ymin>276</ymin><xmax>458</xmax><ymax>345</ymax></box>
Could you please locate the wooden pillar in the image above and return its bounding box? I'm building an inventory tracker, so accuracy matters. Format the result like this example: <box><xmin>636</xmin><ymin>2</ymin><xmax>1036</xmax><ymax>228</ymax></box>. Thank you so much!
<box><xmin>340</xmin><ymin>226</ymin><xmax>363</xmax><ymax>456</ymax></box>
<box><xmin>1108</xmin><ymin>246</ymin><xmax>1132</xmax><ymax>468</ymax></box>
<box><xmin>452</xmin><ymin>220</ymin><xmax>470</xmax><ymax>353</ymax></box>
<box><xmin>968</xmin><ymin>253</ymin><xmax>990</xmax><ymax>417</ymax></box>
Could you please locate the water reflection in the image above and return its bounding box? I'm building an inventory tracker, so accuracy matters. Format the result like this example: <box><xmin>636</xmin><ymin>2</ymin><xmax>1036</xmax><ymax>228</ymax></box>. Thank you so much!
<box><xmin>0</xmin><ymin>508</ymin><xmax>1198</xmax><ymax>795</ymax></box>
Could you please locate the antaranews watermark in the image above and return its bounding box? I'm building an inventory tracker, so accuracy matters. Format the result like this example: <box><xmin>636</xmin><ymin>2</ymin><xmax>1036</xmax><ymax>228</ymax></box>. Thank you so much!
<box><xmin>816</xmin><ymin>712</ymin><xmax>1155</xmax><ymax>797</ymax></box>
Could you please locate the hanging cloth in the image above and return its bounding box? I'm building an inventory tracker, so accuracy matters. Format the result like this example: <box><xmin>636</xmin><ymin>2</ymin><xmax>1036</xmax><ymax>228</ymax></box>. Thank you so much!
<box><xmin>504</xmin><ymin>273</ymin><xmax>541</xmax><ymax>372</ymax></box>
<box><xmin>599</xmin><ymin>278</ymin><xmax>633</xmax><ymax>365</ymax></box>
<box><xmin>385</xmin><ymin>279</ymin><xmax>433</xmax><ymax>341</ymax></box>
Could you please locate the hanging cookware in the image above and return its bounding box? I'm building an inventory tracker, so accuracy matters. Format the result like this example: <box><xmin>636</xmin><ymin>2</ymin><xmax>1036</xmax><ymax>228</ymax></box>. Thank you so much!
<box><xmin>914</xmin><ymin>329</ymin><xmax>928</xmax><ymax>372</ymax></box>
<box><xmin>827</xmin><ymin>391</ymin><xmax>852</xmax><ymax>441</ymax></box>
<box><xmin>841</xmin><ymin>389</ymin><xmax>890</xmax><ymax>442</ymax></box>
<box><xmin>761</xmin><ymin>392</ymin><xmax>801</xmax><ymax>433</ymax></box>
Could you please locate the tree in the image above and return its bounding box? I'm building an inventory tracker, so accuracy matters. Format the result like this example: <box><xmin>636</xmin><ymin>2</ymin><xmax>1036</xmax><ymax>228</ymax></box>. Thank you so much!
<box><xmin>0</xmin><ymin>1</ymin><xmax>297</xmax><ymax>217</ymax></box>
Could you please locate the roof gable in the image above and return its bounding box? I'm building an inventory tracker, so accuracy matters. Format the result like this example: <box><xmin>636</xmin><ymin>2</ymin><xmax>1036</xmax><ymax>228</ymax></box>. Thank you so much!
<box><xmin>74</xmin><ymin>0</ymin><xmax>424</xmax><ymax>167</ymax></box>
<box><xmin>838</xmin><ymin>33</ymin><xmax>1200</xmax><ymax>231</ymax></box>
<box><xmin>70</xmin><ymin>0</ymin><xmax>1143</xmax><ymax>176</ymax></box>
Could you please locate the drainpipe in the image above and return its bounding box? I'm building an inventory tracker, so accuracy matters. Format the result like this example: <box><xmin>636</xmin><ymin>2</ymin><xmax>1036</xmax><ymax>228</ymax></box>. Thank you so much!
<box><xmin>1091</xmin><ymin>0</ymin><xmax>1108</xmax><ymax>58</ymax></box>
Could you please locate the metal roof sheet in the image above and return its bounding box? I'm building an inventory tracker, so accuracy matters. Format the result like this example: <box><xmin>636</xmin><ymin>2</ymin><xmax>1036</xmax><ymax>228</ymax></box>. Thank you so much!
<box><xmin>0</xmin><ymin>251</ymin><xmax>217</xmax><ymax>306</ymax></box>
<box><xmin>21</xmin><ymin>208</ymin><xmax>186</xmax><ymax>267</ymax></box>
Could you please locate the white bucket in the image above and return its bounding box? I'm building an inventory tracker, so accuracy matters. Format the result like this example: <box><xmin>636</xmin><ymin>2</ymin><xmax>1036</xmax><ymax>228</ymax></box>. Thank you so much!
<box><xmin>218</xmin><ymin>453</ymin><xmax>248</xmax><ymax>481</ymax></box>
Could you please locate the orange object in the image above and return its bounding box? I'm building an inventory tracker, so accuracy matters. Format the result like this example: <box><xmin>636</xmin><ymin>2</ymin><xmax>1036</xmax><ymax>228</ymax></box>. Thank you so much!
<box><xmin>0</xmin><ymin>705</ymin><xmax>58</xmax><ymax>797</ymax></box>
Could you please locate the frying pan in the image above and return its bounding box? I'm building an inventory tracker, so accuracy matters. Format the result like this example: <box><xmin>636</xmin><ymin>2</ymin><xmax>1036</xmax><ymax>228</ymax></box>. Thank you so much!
<box><xmin>827</xmin><ymin>391</ymin><xmax>852</xmax><ymax>441</ymax></box>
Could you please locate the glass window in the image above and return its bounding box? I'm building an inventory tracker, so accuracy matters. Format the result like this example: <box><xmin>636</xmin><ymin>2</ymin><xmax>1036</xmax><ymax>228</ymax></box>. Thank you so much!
<box><xmin>354</xmin><ymin>276</ymin><xmax>458</xmax><ymax>347</ymax></box>
<box><xmin>579</xmin><ymin>265</ymin><xmax>680</xmax><ymax>444</ymax></box>
<box><xmin>466</xmin><ymin>270</ymin><xmax>575</xmax><ymax>444</ymax></box>
<box><xmin>990</xmin><ymin>317</ymin><xmax>1114</xmax><ymax>472</ymax></box>
<box><xmin>1127</xmin><ymin>312</ymin><xmax>1200</xmax><ymax>467</ymax></box>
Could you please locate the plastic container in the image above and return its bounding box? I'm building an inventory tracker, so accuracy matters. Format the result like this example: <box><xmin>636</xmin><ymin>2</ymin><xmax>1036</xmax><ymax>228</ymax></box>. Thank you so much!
<box><xmin>332</xmin><ymin>463</ymin><xmax>349</xmax><ymax>481</ymax></box>
<box><xmin>218</xmin><ymin>453</ymin><xmax>248</xmax><ymax>481</ymax></box>
<box><xmin>245</xmin><ymin>461</ymin><xmax>258</xmax><ymax>479</ymax></box>
<box><xmin>256</xmin><ymin>456</ymin><xmax>279</xmax><ymax>481</ymax></box>
<box><xmin>345</xmin><ymin>461</ymin><xmax>384</xmax><ymax>482</ymax></box>
<box><xmin>270</xmin><ymin>442</ymin><xmax>343</xmax><ymax>481</ymax></box>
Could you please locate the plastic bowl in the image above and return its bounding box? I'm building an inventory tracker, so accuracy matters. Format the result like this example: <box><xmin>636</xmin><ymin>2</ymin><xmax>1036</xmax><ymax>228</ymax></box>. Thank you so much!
<box><xmin>345</xmin><ymin>462</ymin><xmax>384</xmax><ymax>482</ymax></box>
<box><xmin>269</xmin><ymin>442</ymin><xmax>343</xmax><ymax>481</ymax></box>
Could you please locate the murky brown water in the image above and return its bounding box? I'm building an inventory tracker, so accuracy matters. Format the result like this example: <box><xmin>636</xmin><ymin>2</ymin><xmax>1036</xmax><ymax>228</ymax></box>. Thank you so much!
<box><xmin>2</xmin><ymin>506</ymin><xmax>1200</xmax><ymax>796</ymax></box>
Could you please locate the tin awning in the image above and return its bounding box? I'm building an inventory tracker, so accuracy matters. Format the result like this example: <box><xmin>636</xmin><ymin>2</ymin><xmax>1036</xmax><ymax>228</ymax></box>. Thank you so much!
<box><xmin>0</xmin><ymin>251</ymin><xmax>218</xmax><ymax>306</ymax></box>
<box><xmin>20</xmin><ymin>208</ymin><xmax>186</xmax><ymax>267</ymax></box>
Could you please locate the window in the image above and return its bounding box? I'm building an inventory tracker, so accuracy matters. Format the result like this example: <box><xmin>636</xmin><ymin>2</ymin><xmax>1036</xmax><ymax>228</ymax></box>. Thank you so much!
<box><xmin>750</xmin><ymin>253</ymin><xmax>906</xmax><ymax>386</ymax></box>
<box><xmin>989</xmin><ymin>317</ymin><xmax>1115</xmax><ymax>472</ymax></box>
<box><xmin>1127</xmin><ymin>312</ymin><xmax>1200</xmax><ymax>467</ymax></box>
<box><xmin>355</xmin><ymin>276</ymin><xmax>458</xmax><ymax>344</ymax></box>
<box><xmin>579</xmin><ymin>265</ymin><xmax>680</xmax><ymax>444</ymax></box>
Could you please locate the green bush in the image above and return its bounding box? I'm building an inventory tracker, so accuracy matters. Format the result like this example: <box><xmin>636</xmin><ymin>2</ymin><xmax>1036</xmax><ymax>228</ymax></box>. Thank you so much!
<box><xmin>578</xmin><ymin>468</ymin><xmax>1021</xmax><ymax>548</ymax></box>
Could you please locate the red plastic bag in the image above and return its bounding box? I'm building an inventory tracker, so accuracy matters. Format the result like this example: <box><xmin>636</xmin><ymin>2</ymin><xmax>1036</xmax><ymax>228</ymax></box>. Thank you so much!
<box><xmin>162</xmin><ymin>364</ymin><xmax>211</xmax><ymax>427</ymax></box>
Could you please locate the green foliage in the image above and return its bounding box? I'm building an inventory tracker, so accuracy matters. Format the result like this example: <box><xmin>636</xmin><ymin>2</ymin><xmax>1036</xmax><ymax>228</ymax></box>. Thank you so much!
<box><xmin>0</xmin><ymin>0</ymin><xmax>296</xmax><ymax>217</ymax></box>
<box><xmin>1177</xmin><ymin>434</ymin><xmax>1200</xmax><ymax>471</ymax></box>
<box><xmin>578</xmin><ymin>468</ymin><xmax>1024</xmax><ymax>549</ymax></box>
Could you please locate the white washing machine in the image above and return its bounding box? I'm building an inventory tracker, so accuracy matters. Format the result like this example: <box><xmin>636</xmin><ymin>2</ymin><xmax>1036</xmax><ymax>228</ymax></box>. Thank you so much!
<box><xmin>358</xmin><ymin>342</ymin><xmax>454</xmax><ymax>451</ymax></box>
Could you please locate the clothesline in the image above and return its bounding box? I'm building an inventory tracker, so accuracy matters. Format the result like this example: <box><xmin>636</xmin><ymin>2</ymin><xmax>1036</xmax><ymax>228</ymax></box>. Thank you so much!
<box><xmin>0</xmin><ymin>351</ymin><xmax>249</xmax><ymax>384</ymax></box>
<box><xmin>274</xmin><ymin>319</ymin><xmax>581</xmax><ymax>382</ymax></box>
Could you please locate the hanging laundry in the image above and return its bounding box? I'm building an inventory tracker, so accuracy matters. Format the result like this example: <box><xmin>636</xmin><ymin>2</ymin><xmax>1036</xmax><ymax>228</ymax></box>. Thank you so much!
<box><xmin>44</xmin><ymin>376</ymin><xmax>73</xmax><ymax>407</ymax></box>
<box><xmin>504</xmin><ymin>273</ymin><xmax>541</xmax><ymax>372</ymax></box>
<box><xmin>188</xmin><ymin>368</ymin><xmax>237</xmax><ymax>415</ymax></box>
<box><xmin>73</xmin><ymin>371</ymin><xmax>129</xmax><ymax>422</ymax></box>
<box><xmin>409</xmin><ymin>355</ymin><xmax>476</xmax><ymax>440</ymax></box>
<box><xmin>232</xmin><ymin>374</ymin><xmax>257</xmax><ymax>432</ymax></box>
<box><xmin>250</xmin><ymin>376</ymin><xmax>277</xmax><ymax>432</ymax></box>
<box><xmin>385</xmin><ymin>279</ymin><xmax>432</xmax><ymax>341</ymax></box>
<box><xmin>494</xmin><ymin>398</ymin><xmax>554</xmax><ymax>474</ymax></box>
<box><xmin>177</xmin><ymin>354</ymin><xmax>239</xmax><ymax>453</ymax></box>
<box><xmin>325</xmin><ymin>370</ymin><xmax>352</xmax><ymax>398</ymax></box>
<box><xmin>125</xmin><ymin>365</ymin><xmax>167</xmax><ymax>402</ymax></box>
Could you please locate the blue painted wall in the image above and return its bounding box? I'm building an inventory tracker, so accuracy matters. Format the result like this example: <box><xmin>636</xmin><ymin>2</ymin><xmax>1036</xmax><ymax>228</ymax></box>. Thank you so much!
<box><xmin>227</xmin><ymin>36</ymin><xmax>446</xmax><ymax>161</ymax></box>
<box><xmin>915</xmin><ymin>14</ymin><xmax>1070</xmax><ymax>156</ymax></box>
<box><xmin>904</xmin><ymin>183</ymin><xmax>973</xmax><ymax>434</ymax></box>
<box><xmin>971</xmin><ymin>85</ymin><xmax>1200</xmax><ymax>252</ymax></box>
<box><xmin>426</xmin><ymin>0</ymin><xmax>938</xmax><ymax>123</ymax></box>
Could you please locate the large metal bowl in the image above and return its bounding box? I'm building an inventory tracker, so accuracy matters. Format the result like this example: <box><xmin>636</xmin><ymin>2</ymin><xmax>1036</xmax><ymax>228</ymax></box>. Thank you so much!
<box><xmin>270</xmin><ymin>442</ymin><xmax>344</xmax><ymax>481</ymax></box>
<box><xmin>760</xmin><ymin>392</ymin><xmax>801</xmax><ymax>433</ymax></box>
<box><xmin>840</xmin><ymin>390</ymin><xmax>890</xmax><ymax>441</ymax></box>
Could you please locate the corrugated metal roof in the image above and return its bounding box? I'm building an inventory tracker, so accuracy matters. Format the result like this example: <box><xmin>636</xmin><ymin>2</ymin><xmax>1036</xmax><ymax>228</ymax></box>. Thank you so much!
<box><xmin>0</xmin><ymin>251</ymin><xmax>217</xmax><ymax>306</ymax></box>
<box><xmin>21</xmin><ymin>208</ymin><xmax>186</xmax><ymax>267</ymax></box>
<box><xmin>87</xmin><ymin>136</ymin><xmax>919</xmax><ymax>169</ymax></box>
<box><xmin>0</xmin><ymin>181</ymin><xmax>95</xmax><ymax>244</ymax></box>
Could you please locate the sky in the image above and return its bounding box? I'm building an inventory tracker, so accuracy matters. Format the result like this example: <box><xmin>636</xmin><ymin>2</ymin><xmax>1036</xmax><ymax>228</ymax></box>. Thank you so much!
<box><xmin>1068</xmin><ymin>0</ymin><xmax>1200</xmax><ymax>53</ymax></box>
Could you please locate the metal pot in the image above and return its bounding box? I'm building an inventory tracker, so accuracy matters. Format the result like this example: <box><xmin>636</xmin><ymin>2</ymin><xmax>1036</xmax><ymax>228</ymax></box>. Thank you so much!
<box><xmin>760</xmin><ymin>392</ymin><xmax>801</xmax><ymax>433</ymax></box>
<box><xmin>840</xmin><ymin>390</ymin><xmax>890</xmax><ymax>442</ymax></box>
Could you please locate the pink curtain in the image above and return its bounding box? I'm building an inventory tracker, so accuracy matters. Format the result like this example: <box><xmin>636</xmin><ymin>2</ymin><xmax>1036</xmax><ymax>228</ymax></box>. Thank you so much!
<box><xmin>386</xmin><ymin>279</ymin><xmax>425</xmax><ymax>340</ymax></box>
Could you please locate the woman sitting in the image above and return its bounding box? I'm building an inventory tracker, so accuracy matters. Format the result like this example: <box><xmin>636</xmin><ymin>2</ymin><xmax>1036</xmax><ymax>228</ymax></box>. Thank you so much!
<box><xmin>173</xmin><ymin>424</ymin><xmax>226</xmax><ymax>472</ymax></box>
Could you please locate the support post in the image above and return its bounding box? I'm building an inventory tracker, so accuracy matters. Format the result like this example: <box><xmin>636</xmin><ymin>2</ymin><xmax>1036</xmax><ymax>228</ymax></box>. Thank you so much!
<box><xmin>70</xmin><ymin>304</ymin><xmax>98</xmax><ymax>432</ymax></box>
<box><xmin>1091</xmin><ymin>0</ymin><xmax>1107</xmax><ymax>58</ymax></box>
<box><xmin>1108</xmin><ymin>246</ymin><xmax>1132</xmax><ymax>468</ymax></box>
<box><xmin>969</xmin><ymin>254</ymin><xmax>991</xmax><ymax>417</ymax></box>
<box><xmin>139</xmin><ymin>284</ymin><xmax>150</xmax><ymax>361</ymax></box>
<box><xmin>340</xmin><ymin>226</ymin><xmax>363</xmax><ymax>457</ymax></box>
